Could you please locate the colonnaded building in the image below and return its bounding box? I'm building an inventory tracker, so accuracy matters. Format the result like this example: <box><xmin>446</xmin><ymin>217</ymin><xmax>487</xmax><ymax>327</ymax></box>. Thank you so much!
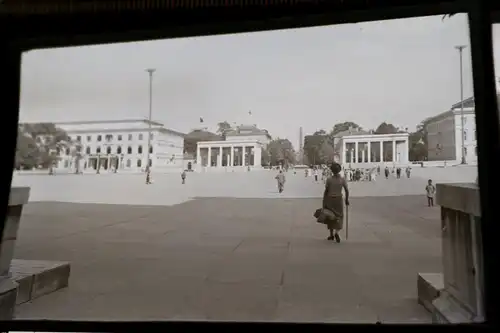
<box><xmin>331</xmin><ymin>128</ymin><xmax>410</xmax><ymax>167</ymax></box>
<box><xmin>49</xmin><ymin>119</ymin><xmax>185</xmax><ymax>173</ymax></box>
<box><xmin>196</xmin><ymin>124</ymin><xmax>271</xmax><ymax>171</ymax></box>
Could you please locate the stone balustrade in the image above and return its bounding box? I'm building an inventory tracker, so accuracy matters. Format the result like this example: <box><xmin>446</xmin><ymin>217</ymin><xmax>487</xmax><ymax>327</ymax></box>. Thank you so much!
<box><xmin>0</xmin><ymin>187</ymin><xmax>30</xmax><ymax>320</ymax></box>
<box><xmin>420</xmin><ymin>183</ymin><xmax>484</xmax><ymax>323</ymax></box>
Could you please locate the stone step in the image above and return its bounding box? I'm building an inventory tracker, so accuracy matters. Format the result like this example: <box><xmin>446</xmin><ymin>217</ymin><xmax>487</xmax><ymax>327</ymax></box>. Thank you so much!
<box><xmin>9</xmin><ymin>259</ymin><xmax>71</xmax><ymax>305</ymax></box>
<box><xmin>417</xmin><ymin>272</ymin><xmax>444</xmax><ymax>314</ymax></box>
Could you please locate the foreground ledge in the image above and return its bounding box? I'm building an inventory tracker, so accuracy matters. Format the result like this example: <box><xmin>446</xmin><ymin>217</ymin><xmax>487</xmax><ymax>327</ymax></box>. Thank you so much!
<box><xmin>419</xmin><ymin>183</ymin><xmax>484</xmax><ymax>323</ymax></box>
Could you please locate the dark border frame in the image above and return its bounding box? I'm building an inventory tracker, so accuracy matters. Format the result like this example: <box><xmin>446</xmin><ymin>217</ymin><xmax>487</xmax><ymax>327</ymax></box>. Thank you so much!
<box><xmin>1</xmin><ymin>0</ymin><xmax>499</xmax><ymax>331</ymax></box>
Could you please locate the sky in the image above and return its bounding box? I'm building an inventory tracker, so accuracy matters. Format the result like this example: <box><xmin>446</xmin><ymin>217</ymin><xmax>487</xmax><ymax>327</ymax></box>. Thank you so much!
<box><xmin>19</xmin><ymin>14</ymin><xmax>500</xmax><ymax>149</ymax></box>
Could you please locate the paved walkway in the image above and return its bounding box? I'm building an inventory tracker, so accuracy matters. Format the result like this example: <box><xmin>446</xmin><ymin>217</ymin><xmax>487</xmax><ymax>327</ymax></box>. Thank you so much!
<box><xmin>14</xmin><ymin>195</ymin><xmax>440</xmax><ymax>322</ymax></box>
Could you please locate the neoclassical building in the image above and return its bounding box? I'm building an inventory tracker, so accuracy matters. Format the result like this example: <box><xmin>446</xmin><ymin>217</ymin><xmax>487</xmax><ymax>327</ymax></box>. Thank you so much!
<box><xmin>333</xmin><ymin>128</ymin><xmax>410</xmax><ymax>166</ymax></box>
<box><xmin>44</xmin><ymin>119</ymin><xmax>185</xmax><ymax>173</ymax></box>
<box><xmin>196</xmin><ymin>124</ymin><xmax>271</xmax><ymax>171</ymax></box>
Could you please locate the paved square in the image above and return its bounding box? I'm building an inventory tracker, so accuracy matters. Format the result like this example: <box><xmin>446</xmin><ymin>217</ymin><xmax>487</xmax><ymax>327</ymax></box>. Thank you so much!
<box><xmin>12</xmin><ymin>169</ymin><xmax>445</xmax><ymax>322</ymax></box>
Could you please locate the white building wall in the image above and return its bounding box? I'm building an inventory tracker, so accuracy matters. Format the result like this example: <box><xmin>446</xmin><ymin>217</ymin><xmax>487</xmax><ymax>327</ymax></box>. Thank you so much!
<box><xmin>54</xmin><ymin>121</ymin><xmax>185</xmax><ymax>172</ymax></box>
<box><xmin>454</xmin><ymin>113</ymin><xmax>477</xmax><ymax>164</ymax></box>
<box><xmin>226</xmin><ymin>134</ymin><xmax>270</xmax><ymax>146</ymax></box>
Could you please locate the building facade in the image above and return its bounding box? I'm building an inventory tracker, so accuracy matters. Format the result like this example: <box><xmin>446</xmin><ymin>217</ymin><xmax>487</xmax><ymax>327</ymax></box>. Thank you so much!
<box><xmin>48</xmin><ymin>119</ymin><xmax>185</xmax><ymax>173</ymax></box>
<box><xmin>425</xmin><ymin>98</ymin><xmax>477</xmax><ymax>164</ymax></box>
<box><xmin>196</xmin><ymin>124</ymin><xmax>271</xmax><ymax>171</ymax></box>
<box><xmin>333</xmin><ymin>128</ymin><xmax>410</xmax><ymax>167</ymax></box>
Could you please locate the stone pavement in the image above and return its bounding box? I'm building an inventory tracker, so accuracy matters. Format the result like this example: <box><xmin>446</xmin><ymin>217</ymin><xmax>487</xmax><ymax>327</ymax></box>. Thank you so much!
<box><xmin>14</xmin><ymin>195</ymin><xmax>441</xmax><ymax>322</ymax></box>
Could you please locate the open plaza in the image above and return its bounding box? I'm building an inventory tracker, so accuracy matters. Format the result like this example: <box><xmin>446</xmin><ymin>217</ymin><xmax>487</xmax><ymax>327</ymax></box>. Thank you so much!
<box><xmin>9</xmin><ymin>166</ymin><xmax>477</xmax><ymax>322</ymax></box>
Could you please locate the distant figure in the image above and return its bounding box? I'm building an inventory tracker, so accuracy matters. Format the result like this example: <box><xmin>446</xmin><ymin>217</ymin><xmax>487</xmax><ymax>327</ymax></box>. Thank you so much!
<box><xmin>406</xmin><ymin>167</ymin><xmax>411</xmax><ymax>178</ymax></box>
<box><xmin>384</xmin><ymin>167</ymin><xmax>389</xmax><ymax>179</ymax></box>
<box><xmin>146</xmin><ymin>167</ymin><xmax>152</xmax><ymax>185</ymax></box>
<box><xmin>396</xmin><ymin>167</ymin><xmax>401</xmax><ymax>179</ymax></box>
<box><xmin>275</xmin><ymin>170</ymin><xmax>286</xmax><ymax>193</ymax></box>
<box><xmin>377</xmin><ymin>165</ymin><xmax>381</xmax><ymax>175</ymax></box>
<box><xmin>323</xmin><ymin>163</ymin><xmax>349</xmax><ymax>242</ymax></box>
<box><xmin>314</xmin><ymin>168</ymin><xmax>319</xmax><ymax>182</ymax></box>
<box><xmin>181</xmin><ymin>170</ymin><xmax>187</xmax><ymax>184</ymax></box>
<box><xmin>425</xmin><ymin>179</ymin><xmax>436</xmax><ymax>207</ymax></box>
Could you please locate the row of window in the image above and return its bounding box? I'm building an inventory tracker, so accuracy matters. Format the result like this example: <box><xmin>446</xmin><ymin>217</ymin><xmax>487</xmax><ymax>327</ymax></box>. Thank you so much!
<box><xmin>463</xmin><ymin>129</ymin><xmax>477</xmax><ymax>141</ymax></box>
<box><xmin>63</xmin><ymin>145</ymin><xmax>153</xmax><ymax>155</ymax></box>
<box><xmin>71</xmin><ymin>133</ymin><xmax>153</xmax><ymax>143</ymax></box>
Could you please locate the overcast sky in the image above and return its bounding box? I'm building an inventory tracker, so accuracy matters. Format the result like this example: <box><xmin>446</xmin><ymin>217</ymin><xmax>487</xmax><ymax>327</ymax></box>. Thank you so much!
<box><xmin>19</xmin><ymin>14</ymin><xmax>500</xmax><ymax>148</ymax></box>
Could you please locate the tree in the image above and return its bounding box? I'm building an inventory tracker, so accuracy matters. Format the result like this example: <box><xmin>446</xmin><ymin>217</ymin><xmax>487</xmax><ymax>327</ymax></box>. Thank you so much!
<box><xmin>409</xmin><ymin>122</ymin><xmax>428</xmax><ymax>161</ymax></box>
<box><xmin>16</xmin><ymin>123</ymin><xmax>71</xmax><ymax>170</ymax></box>
<box><xmin>318</xmin><ymin>140</ymin><xmax>335</xmax><ymax>164</ymax></box>
<box><xmin>183</xmin><ymin>130</ymin><xmax>222</xmax><ymax>157</ymax></box>
<box><xmin>303</xmin><ymin>134</ymin><xmax>326</xmax><ymax>165</ymax></box>
<box><xmin>265</xmin><ymin>138</ymin><xmax>296</xmax><ymax>167</ymax></box>
<box><xmin>374</xmin><ymin>122</ymin><xmax>398</xmax><ymax>134</ymax></box>
<box><xmin>331</xmin><ymin>122</ymin><xmax>361</xmax><ymax>136</ymax></box>
<box><xmin>217</xmin><ymin>121</ymin><xmax>232</xmax><ymax>139</ymax></box>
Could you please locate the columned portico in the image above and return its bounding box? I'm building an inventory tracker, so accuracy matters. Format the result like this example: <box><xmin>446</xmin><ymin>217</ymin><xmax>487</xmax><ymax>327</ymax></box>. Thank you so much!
<box><xmin>196</xmin><ymin>139</ymin><xmax>263</xmax><ymax>171</ymax></box>
<box><xmin>339</xmin><ymin>133</ymin><xmax>410</xmax><ymax>166</ymax></box>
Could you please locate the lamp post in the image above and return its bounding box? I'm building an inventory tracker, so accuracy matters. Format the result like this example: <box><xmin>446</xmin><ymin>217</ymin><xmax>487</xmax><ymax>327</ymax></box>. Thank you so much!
<box><xmin>455</xmin><ymin>45</ymin><xmax>467</xmax><ymax>164</ymax></box>
<box><xmin>145</xmin><ymin>68</ymin><xmax>155</xmax><ymax>180</ymax></box>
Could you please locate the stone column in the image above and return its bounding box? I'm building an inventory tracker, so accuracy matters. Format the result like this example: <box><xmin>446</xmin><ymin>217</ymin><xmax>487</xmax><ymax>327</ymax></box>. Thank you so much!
<box><xmin>342</xmin><ymin>141</ymin><xmax>346</xmax><ymax>164</ymax></box>
<box><xmin>368</xmin><ymin>142</ymin><xmax>371</xmax><ymax>163</ymax></box>
<box><xmin>392</xmin><ymin>140</ymin><xmax>396</xmax><ymax>162</ymax></box>
<box><xmin>218</xmin><ymin>147</ymin><xmax>223</xmax><ymax>167</ymax></box>
<box><xmin>230</xmin><ymin>146</ymin><xmax>234</xmax><ymax>166</ymax></box>
<box><xmin>355</xmin><ymin>142</ymin><xmax>359</xmax><ymax>164</ymax></box>
<box><xmin>107</xmin><ymin>156</ymin><xmax>111</xmax><ymax>171</ymax></box>
<box><xmin>380</xmin><ymin>141</ymin><xmax>384</xmax><ymax>162</ymax></box>
<box><xmin>361</xmin><ymin>149</ymin><xmax>365</xmax><ymax>163</ymax></box>
<box><xmin>207</xmin><ymin>147</ymin><xmax>212</xmax><ymax>167</ymax></box>
<box><xmin>254</xmin><ymin>145</ymin><xmax>262</xmax><ymax>167</ymax></box>
<box><xmin>350</xmin><ymin>149</ymin><xmax>354</xmax><ymax>164</ymax></box>
<box><xmin>196</xmin><ymin>146</ymin><xmax>201</xmax><ymax>166</ymax></box>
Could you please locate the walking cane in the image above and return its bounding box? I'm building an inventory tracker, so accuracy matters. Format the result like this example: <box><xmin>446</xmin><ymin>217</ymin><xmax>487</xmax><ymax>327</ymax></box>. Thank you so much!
<box><xmin>345</xmin><ymin>203</ymin><xmax>349</xmax><ymax>240</ymax></box>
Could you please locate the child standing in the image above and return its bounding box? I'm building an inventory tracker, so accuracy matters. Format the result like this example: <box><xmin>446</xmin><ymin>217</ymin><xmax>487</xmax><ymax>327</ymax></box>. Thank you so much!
<box><xmin>181</xmin><ymin>170</ymin><xmax>186</xmax><ymax>184</ymax></box>
<box><xmin>425</xmin><ymin>179</ymin><xmax>436</xmax><ymax>207</ymax></box>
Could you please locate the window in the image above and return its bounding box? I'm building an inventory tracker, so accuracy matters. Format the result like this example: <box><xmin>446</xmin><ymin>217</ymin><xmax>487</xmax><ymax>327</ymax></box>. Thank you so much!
<box><xmin>475</xmin><ymin>146</ymin><xmax>478</xmax><ymax>156</ymax></box>
<box><xmin>126</xmin><ymin>159</ymin><xmax>131</xmax><ymax>167</ymax></box>
<box><xmin>65</xmin><ymin>148</ymin><xmax>70</xmax><ymax>155</ymax></box>
<box><xmin>106</xmin><ymin>146</ymin><xmax>112</xmax><ymax>154</ymax></box>
<box><xmin>76</xmin><ymin>135</ymin><xmax>82</xmax><ymax>142</ymax></box>
<box><xmin>149</xmin><ymin>145</ymin><xmax>153</xmax><ymax>154</ymax></box>
<box><xmin>139</xmin><ymin>133</ymin><xmax>144</xmax><ymax>140</ymax></box>
<box><xmin>117</xmin><ymin>146</ymin><xmax>122</xmax><ymax>154</ymax></box>
<box><xmin>138</xmin><ymin>146</ymin><xmax>143</xmax><ymax>154</ymax></box>
<box><xmin>128</xmin><ymin>134</ymin><xmax>133</xmax><ymax>140</ymax></box>
<box><xmin>127</xmin><ymin>146</ymin><xmax>132</xmax><ymax>154</ymax></box>
<box><xmin>475</xmin><ymin>130</ymin><xmax>477</xmax><ymax>140</ymax></box>
<box><xmin>105</xmin><ymin>134</ymin><xmax>113</xmax><ymax>142</ymax></box>
<box><xmin>464</xmin><ymin>147</ymin><xmax>468</xmax><ymax>157</ymax></box>
<box><xmin>137</xmin><ymin>159</ymin><xmax>142</xmax><ymax>167</ymax></box>
<box><xmin>463</xmin><ymin>130</ymin><xmax>467</xmax><ymax>141</ymax></box>
<box><xmin>96</xmin><ymin>147</ymin><xmax>101</xmax><ymax>154</ymax></box>
<box><xmin>97</xmin><ymin>135</ymin><xmax>102</xmax><ymax>142</ymax></box>
<box><xmin>150</xmin><ymin>133</ymin><xmax>154</xmax><ymax>140</ymax></box>
<box><xmin>148</xmin><ymin>159</ymin><xmax>152</xmax><ymax>167</ymax></box>
<box><xmin>87</xmin><ymin>135</ymin><xmax>92</xmax><ymax>141</ymax></box>
<box><xmin>86</xmin><ymin>147</ymin><xmax>91</xmax><ymax>154</ymax></box>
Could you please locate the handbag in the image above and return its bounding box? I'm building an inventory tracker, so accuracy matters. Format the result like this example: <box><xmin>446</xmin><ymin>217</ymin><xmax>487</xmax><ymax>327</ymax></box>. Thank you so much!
<box><xmin>313</xmin><ymin>208</ymin><xmax>336</xmax><ymax>224</ymax></box>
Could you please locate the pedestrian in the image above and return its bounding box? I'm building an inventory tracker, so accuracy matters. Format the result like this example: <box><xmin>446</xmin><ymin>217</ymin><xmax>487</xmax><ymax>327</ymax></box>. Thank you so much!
<box><xmin>425</xmin><ymin>179</ymin><xmax>436</xmax><ymax>207</ymax></box>
<box><xmin>275</xmin><ymin>169</ymin><xmax>286</xmax><ymax>193</ymax></box>
<box><xmin>314</xmin><ymin>168</ymin><xmax>319</xmax><ymax>182</ymax></box>
<box><xmin>396</xmin><ymin>167</ymin><xmax>401</xmax><ymax>179</ymax></box>
<box><xmin>322</xmin><ymin>162</ymin><xmax>350</xmax><ymax>242</ymax></box>
<box><xmin>384</xmin><ymin>167</ymin><xmax>389</xmax><ymax>179</ymax></box>
<box><xmin>145</xmin><ymin>166</ymin><xmax>152</xmax><ymax>185</ymax></box>
<box><xmin>406</xmin><ymin>167</ymin><xmax>411</xmax><ymax>178</ymax></box>
<box><xmin>181</xmin><ymin>170</ymin><xmax>186</xmax><ymax>184</ymax></box>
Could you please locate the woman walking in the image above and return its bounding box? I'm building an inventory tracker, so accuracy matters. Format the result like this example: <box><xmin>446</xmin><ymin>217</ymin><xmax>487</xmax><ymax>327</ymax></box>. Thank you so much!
<box><xmin>323</xmin><ymin>163</ymin><xmax>350</xmax><ymax>242</ymax></box>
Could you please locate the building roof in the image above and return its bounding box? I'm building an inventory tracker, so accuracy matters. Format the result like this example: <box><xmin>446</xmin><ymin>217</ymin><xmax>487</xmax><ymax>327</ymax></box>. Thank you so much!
<box><xmin>225</xmin><ymin>124</ymin><xmax>272</xmax><ymax>139</ymax></box>
<box><xmin>334</xmin><ymin>128</ymin><xmax>372</xmax><ymax>138</ymax></box>
<box><xmin>55</xmin><ymin>119</ymin><xmax>164</xmax><ymax>127</ymax></box>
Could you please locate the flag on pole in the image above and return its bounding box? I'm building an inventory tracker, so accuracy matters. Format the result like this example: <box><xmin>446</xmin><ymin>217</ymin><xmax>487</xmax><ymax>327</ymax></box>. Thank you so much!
<box><xmin>200</xmin><ymin>117</ymin><xmax>204</xmax><ymax>123</ymax></box>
